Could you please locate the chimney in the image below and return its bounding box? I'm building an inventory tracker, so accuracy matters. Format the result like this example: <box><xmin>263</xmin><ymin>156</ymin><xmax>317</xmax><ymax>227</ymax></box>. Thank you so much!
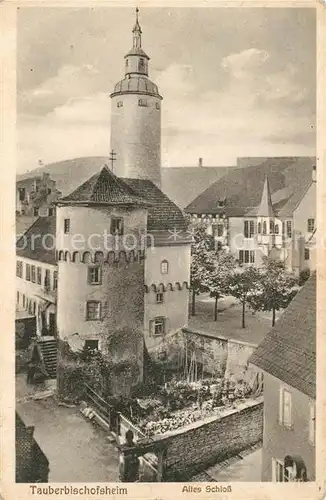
<box><xmin>198</xmin><ymin>157</ymin><xmax>203</xmax><ymax>167</ymax></box>
<box><xmin>312</xmin><ymin>165</ymin><xmax>316</xmax><ymax>182</ymax></box>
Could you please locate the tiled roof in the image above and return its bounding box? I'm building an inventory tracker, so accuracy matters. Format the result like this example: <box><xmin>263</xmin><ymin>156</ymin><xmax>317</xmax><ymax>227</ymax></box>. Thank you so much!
<box><xmin>124</xmin><ymin>178</ymin><xmax>188</xmax><ymax>231</ymax></box>
<box><xmin>16</xmin><ymin>216</ymin><xmax>56</xmax><ymax>265</ymax></box>
<box><xmin>59</xmin><ymin>166</ymin><xmax>150</xmax><ymax>207</ymax></box>
<box><xmin>249</xmin><ymin>273</ymin><xmax>316</xmax><ymax>399</ymax></box>
<box><xmin>185</xmin><ymin>157</ymin><xmax>315</xmax><ymax>217</ymax></box>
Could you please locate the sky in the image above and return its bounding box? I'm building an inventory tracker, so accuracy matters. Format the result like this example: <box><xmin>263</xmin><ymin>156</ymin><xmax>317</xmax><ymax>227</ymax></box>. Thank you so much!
<box><xmin>17</xmin><ymin>6</ymin><xmax>316</xmax><ymax>173</ymax></box>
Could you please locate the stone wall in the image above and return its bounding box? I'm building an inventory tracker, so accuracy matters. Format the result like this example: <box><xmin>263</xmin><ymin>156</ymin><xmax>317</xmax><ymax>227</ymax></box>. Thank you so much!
<box><xmin>158</xmin><ymin>398</ymin><xmax>263</xmax><ymax>481</ymax></box>
<box><xmin>149</xmin><ymin>328</ymin><xmax>259</xmax><ymax>385</ymax></box>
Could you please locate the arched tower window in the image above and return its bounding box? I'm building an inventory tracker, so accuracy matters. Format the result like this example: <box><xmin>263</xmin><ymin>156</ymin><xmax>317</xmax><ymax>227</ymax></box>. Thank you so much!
<box><xmin>275</xmin><ymin>224</ymin><xmax>279</xmax><ymax>234</ymax></box>
<box><xmin>257</xmin><ymin>222</ymin><xmax>261</xmax><ymax>234</ymax></box>
<box><xmin>138</xmin><ymin>58</ymin><xmax>145</xmax><ymax>72</ymax></box>
<box><xmin>270</xmin><ymin>221</ymin><xmax>274</xmax><ymax>233</ymax></box>
<box><xmin>161</xmin><ymin>260</ymin><xmax>168</xmax><ymax>274</ymax></box>
<box><xmin>263</xmin><ymin>221</ymin><xmax>267</xmax><ymax>235</ymax></box>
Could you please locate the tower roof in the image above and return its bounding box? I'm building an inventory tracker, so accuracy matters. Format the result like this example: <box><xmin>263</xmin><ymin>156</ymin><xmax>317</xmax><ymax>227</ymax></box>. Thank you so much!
<box><xmin>254</xmin><ymin>175</ymin><xmax>275</xmax><ymax>217</ymax></box>
<box><xmin>58</xmin><ymin>165</ymin><xmax>151</xmax><ymax>207</ymax></box>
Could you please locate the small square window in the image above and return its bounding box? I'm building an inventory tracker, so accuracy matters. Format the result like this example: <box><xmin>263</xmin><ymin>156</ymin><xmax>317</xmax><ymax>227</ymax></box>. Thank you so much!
<box><xmin>88</xmin><ymin>266</ymin><xmax>101</xmax><ymax>285</ymax></box>
<box><xmin>117</xmin><ymin>101</ymin><xmax>123</xmax><ymax>108</ymax></box>
<box><xmin>85</xmin><ymin>339</ymin><xmax>99</xmax><ymax>353</ymax></box>
<box><xmin>64</xmin><ymin>219</ymin><xmax>70</xmax><ymax>234</ymax></box>
<box><xmin>161</xmin><ymin>260</ymin><xmax>168</xmax><ymax>274</ymax></box>
<box><xmin>110</xmin><ymin>217</ymin><xmax>124</xmax><ymax>236</ymax></box>
<box><xmin>138</xmin><ymin>98</ymin><xmax>148</xmax><ymax>107</ymax></box>
<box><xmin>86</xmin><ymin>301</ymin><xmax>101</xmax><ymax>321</ymax></box>
<box><xmin>156</xmin><ymin>292</ymin><xmax>164</xmax><ymax>304</ymax></box>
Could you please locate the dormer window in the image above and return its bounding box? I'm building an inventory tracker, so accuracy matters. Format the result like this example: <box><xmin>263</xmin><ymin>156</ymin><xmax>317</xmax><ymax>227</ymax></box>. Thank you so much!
<box><xmin>218</xmin><ymin>198</ymin><xmax>226</xmax><ymax>207</ymax></box>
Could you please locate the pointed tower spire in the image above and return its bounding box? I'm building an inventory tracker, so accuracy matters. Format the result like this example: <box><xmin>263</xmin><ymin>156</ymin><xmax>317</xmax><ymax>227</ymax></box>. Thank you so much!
<box><xmin>256</xmin><ymin>175</ymin><xmax>274</xmax><ymax>217</ymax></box>
<box><xmin>132</xmin><ymin>7</ymin><xmax>142</xmax><ymax>48</ymax></box>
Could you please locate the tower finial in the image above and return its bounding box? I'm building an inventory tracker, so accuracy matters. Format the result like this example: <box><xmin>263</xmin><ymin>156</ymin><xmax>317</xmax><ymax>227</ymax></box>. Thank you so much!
<box><xmin>132</xmin><ymin>7</ymin><xmax>142</xmax><ymax>48</ymax></box>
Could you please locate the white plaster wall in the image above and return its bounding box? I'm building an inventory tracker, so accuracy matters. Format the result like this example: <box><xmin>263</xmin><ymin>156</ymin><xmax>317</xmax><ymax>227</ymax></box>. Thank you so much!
<box><xmin>145</xmin><ymin>244</ymin><xmax>190</xmax><ymax>287</ymax></box>
<box><xmin>110</xmin><ymin>92</ymin><xmax>161</xmax><ymax>186</ymax></box>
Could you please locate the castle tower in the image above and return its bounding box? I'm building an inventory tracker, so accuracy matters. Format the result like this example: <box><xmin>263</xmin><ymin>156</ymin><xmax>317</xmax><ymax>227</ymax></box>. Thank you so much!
<box><xmin>55</xmin><ymin>166</ymin><xmax>149</xmax><ymax>395</ymax></box>
<box><xmin>110</xmin><ymin>8</ymin><xmax>162</xmax><ymax>187</ymax></box>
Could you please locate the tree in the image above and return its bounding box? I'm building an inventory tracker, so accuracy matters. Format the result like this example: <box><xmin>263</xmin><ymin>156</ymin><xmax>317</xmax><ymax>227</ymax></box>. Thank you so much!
<box><xmin>206</xmin><ymin>248</ymin><xmax>236</xmax><ymax>321</ymax></box>
<box><xmin>189</xmin><ymin>222</ymin><xmax>215</xmax><ymax>316</ymax></box>
<box><xmin>248</xmin><ymin>257</ymin><xmax>299</xmax><ymax>326</ymax></box>
<box><xmin>226</xmin><ymin>266</ymin><xmax>261</xmax><ymax>328</ymax></box>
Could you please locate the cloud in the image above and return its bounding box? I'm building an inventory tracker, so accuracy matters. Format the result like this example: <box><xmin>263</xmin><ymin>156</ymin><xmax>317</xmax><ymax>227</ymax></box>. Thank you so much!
<box><xmin>19</xmin><ymin>64</ymin><xmax>103</xmax><ymax>115</ymax></box>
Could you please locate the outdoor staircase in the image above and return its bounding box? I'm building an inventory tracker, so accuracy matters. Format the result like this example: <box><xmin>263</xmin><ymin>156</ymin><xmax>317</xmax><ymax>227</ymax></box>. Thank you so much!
<box><xmin>37</xmin><ymin>337</ymin><xmax>58</xmax><ymax>379</ymax></box>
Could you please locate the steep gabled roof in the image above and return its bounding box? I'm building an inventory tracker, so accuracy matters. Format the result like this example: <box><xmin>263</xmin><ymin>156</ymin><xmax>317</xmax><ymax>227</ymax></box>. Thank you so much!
<box><xmin>59</xmin><ymin>166</ymin><xmax>150</xmax><ymax>206</ymax></box>
<box><xmin>124</xmin><ymin>178</ymin><xmax>188</xmax><ymax>231</ymax></box>
<box><xmin>16</xmin><ymin>216</ymin><xmax>56</xmax><ymax>265</ymax></box>
<box><xmin>246</xmin><ymin>176</ymin><xmax>275</xmax><ymax>217</ymax></box>
<box><xmin>185</xmin><ymin>157</ymin><xmax>315</xmax><ymax>218</ymax></box>
<box><xmin>249</xmin><ymin>273</ymin><xmax>316</xmax><ymax>399</ymax></box>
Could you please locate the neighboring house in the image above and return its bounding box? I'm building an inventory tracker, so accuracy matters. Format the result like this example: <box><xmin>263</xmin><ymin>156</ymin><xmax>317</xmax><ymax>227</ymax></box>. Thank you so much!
<box><xmin>185</xmin><ymin>157</ymin><xmax>316</xmax><ymax>275</ymax></box>
<box><xmin>16</xmin><ymin>172</ymin><xmax>61</xmax><ymax>217</ymax></box>
<box><xmin>249</xmin><ymin>273</ymin><xmax>316</xmax><ymax>482</ymax></box>
<box><xmin>16</xmin><ymin>412</ymin><xmax>49</xmax><ymax>483</ymax></box>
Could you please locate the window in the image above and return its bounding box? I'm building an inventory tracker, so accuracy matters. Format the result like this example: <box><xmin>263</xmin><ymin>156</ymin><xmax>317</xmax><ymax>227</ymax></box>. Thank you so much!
<box><xmin>239</xmin><ymin>250</ymin><xmax>255</xmax><ymax>264</ymax></box>
<box><xmin>16</xmin><ymin>260</ymin><xmax>23</xmax><ymax>278</ymax></box>
<box><xmin>218</xmin><ymin>199</ymin><xmax>226</xmax><ymax>207</ymax></box>
<box><xmin>244</xmin><ymin>220</ymin><xmax>254</xmax><ymax>238</ymax></box>
<box><xmin>138</xmin><ymin>58</ymin><xmax>145</xmax><ymax>71</ymax></box>
<box><xmin>47</xmin><ymin>188</ymin><xmax>52</xmax><ymax>195</ymax></box>
<box><xmin>272</xmin><ymin>459</ymin><xmax>296</xmax><ymax>482</ymax></box>
<box><xmin>86</xmin><ymin>301</ymin><xmax>101</xmax><ymax>321</ymax></box>
<box><xmin>257</xmin><ymin>222</ymin><xmax>261</xmax><ymax>234</ymax></box>
<box><xmin>155</xmin><ymin>102</ymin><xmax>160</xmax><ymax>110</ymax></box>
<box><xmin>84</xmin><ymin>339</ymin><xmax>99</xmax><ymax>353</ymax></box>
<box><xmin>156</xmin><ymin>292</ymin><xmax>164</xmax><ymax>304</ymax></box>
<box><xmin>37</xmin><ymin>267</ymin><xmax>42</xmax><ymax>285</ymax></box>
<box><xmin>16</xmin><ymin>291</ymin><xmax>19</xmax><ymax>304</ymax></box>
<box><xmin>53</xmin><ymin>271</ymin><xmax>58</xmax><ymax>291</ymax></box>
<box><xmin>305</xmin><ymin>248</ymin><xmax>310</xmax><ymax>261</ymax></box>
<box><xmin>28</xmin><ymin>301</ymin><xmax>33</xmax><ymax>315</ymax></box>
<box><xmin>309</xmin><ymin>400</ymin><xmax>316</xmax><ymax>445</ymax></box>
<box><xmin>286</xmin><ymin>220</ymin><xmax>292</xmax><ymax>238</ymax></box>
<box><xmin>88</xmin><ymin>266</ymin><xmax>101</xmax><ymax>285</ymax></box>
<box><xmin>26</xmin><ymin>264</ymin><xmax>31</xmax><ymax>281</ymax></box>
<box><xmin>213</xmin><ymin>224</ymin><xmax>224</xmax><ymax>238</ymax></box>
<box><xmin>44</xmin><ymin>269</ymin><xmax>50</xmax><ymax>290</ymax></box>
<box><xmin>152</xmin><ymin>317</ymin><xmax>165</xmax><ymax>336</ymax></box>
<box><xmin>48</xmin><ymin>208</ymin><xmax>54</xmax><ymax>216</ymax></box>
<box><xmin>138</xmin><ymin>98</ymin><xmax>148</xmax><ymax>107</ymax></box>
<box><xmin>125</xmin><ymin>59</ymin><xmax>129</xmax><ymax>67</ymax></box>
<box><xmin>117</xmin><ymin>101</ymin><xmax>123</xmax><ymax>108</ymax></box>
<box><xmin>307</xmin><ymin>218</ymin><xmax>315</xmax><ymax>233</ymax></box>
<box><xmin>31</xmin><ymin>266</ymin><xmax>36</xmax><ymax>283</ymax></box>
<box><xmin>263</xmin><ymin>221</ymin><xmax>267</xmax><ymax>235</ymax></box>
<box><xmin>110</xmin><ymin>217</ymin><xmax>124</xmax><ymax>236</ymax></box>
<box><xmin>275</xmin><ymin>224</ymin><xmax>279</xmax><ymax>234</ymax></box>
<box><xmin>33</xmin><ymin>207</ymin><xmax>39</xmax><ymax>216</ymax></box>
<box><xmin>33</xmin><ymin>302</ymin><xmax>36</xmax><ymax>315</ymax></box>
<box><xmin>22</xmin><ymin>294</ymin><xmax>25</xmax><ymax>308</ymax></box>
<box><xmin>270</xmin><ymin>220</ymin><xmax>274</xmax><ymax>233</ymax></box>
<box><xmin>18</xmin><ymin>187</ymin><xmax>26</xmax><ymax>202</ymax></box>
<box><xmin>161</xmin><ymin>260</ymin><xmax>168</xmax><ymax>274</ymax></box>
<box><xmin>279</xmin><ymin>387</ymin><xmax>292</xmax><ymax>428</ymax></box>
<box><xmin>64</xmin><ymin>219</ymin><xmax>70</xmax><ymax>234</ymax></box>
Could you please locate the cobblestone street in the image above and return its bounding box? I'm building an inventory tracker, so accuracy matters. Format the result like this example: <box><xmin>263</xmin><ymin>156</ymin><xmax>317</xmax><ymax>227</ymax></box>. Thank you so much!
<box><xmin>17</xmin><ymin>396</ymin><xmax>119</xmax><ymax>482</ymax></box>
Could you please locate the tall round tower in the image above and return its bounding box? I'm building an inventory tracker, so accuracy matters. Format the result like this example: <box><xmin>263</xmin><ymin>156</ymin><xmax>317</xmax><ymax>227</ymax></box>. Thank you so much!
<box><xmin>110</xmin><ymin>8</ymin><xmax>162</xmax><ymax>188</ymax></box>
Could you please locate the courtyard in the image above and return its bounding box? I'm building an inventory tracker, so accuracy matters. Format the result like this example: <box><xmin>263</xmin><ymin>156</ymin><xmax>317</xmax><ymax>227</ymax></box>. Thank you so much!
<box><xmin>189</xmin><ymin>293</ymin><xmax>282</xmax><ymax>346</ymax></box>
